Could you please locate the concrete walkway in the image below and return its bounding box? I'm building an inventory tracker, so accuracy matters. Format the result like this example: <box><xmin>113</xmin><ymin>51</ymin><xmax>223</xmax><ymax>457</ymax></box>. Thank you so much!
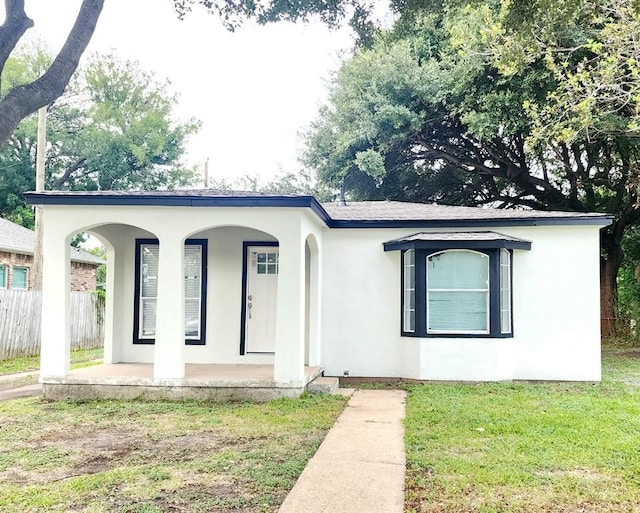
<box><xmin>278</xmin><ymin>389</ymin><xmax>407</xmax><ymax>513</ymax></box>
<box><xmin>0</xmin><ymin>369</ymin><xmax>41</xmax><ymax>400</ymax></box>
<box><xmin>0</xmin><ymin>383</ymin><xmax>42</xmax><ymax>400</ymax></box>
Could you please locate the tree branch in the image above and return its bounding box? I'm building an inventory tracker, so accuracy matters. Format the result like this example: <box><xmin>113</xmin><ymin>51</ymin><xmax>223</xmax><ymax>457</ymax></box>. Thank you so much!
<box><xmin>0</xmin><ymin>0</ymin><xmax>33</xmax><ymax>73</ymax></box>
<box><xmin>52</xmin><ymin>157</ymin><xmax>87</xmax><ymax>189</ymax></box>
<box><xmin>0</xmin><ymin>0</ymin><xmax>104</xmax><ymax>145</ymax></box>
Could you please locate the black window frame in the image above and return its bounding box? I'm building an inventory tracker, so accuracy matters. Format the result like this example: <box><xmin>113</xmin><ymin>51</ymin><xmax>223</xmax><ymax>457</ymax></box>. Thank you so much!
<box><xmin>133</xmin><ymin>238</ymin><xmax>208</xmax><ymax>346</ymax></box>
<box><xmin>400</xmin><ymin>247</ymin><xmax>513</xmax><ymax>338</ymax></box>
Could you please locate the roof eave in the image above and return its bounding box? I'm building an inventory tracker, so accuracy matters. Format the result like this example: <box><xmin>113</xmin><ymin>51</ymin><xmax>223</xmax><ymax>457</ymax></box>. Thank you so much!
<box><xmin>383</xmin><ymin>239</ymin><xmax>532</xmax><ymax>252</ymax></box>
<box><xmin>24</xmin><ymin>192</ymin><xmax>614</xmax><ymax>228</ymax></box>
<box><xmin>24</xmin><ymin>192</ymin><xmax>334</xmax><ymax>227</ymax></box>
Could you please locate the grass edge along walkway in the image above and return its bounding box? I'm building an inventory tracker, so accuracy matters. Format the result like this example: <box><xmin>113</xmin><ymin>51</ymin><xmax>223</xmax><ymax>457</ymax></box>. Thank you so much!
<box><xmin>404</xmin><ymin>346</ymin><xmax>640</xmax><ymax>513</ymax></box>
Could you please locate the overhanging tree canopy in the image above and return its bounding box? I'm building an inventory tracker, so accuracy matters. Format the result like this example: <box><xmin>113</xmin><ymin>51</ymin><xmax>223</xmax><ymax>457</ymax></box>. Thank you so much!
<box><xmin>302</xmin><ymin>2</ymin><xmax>640</xmax><ymax>333</ymax></box>
<box><xmin>0</xmin><ymin>50</ymin><xmax>200</xmax><ymax>226</ymax></box>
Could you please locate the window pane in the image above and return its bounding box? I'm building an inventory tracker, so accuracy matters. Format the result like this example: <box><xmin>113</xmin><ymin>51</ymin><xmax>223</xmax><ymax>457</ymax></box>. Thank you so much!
<box><xmin>404</xmin><ymin>289</ymin><xmax>416</xmax><ymax>310</ymax></box>
<box><xmin>426</xmin><ymin>250</ymin><xmax>489</xmax><ymax>332</ymax></box>
<box><xmin>428</xmin><ymin>251</ymin><xmax>488</xmax><ymax>289</ymax></box>
<box><xmin>500</xmin><ymin>249</ymin><xmax>512</xmax><ymax>334</ymax></box>
<box><xmin>142</xmin><ymin>298</ymin><xmax>157</xmax><ymax>336</ymax></box>
<box><xmin>139</xmin><ymin>242</ymin><xmax>204</xmax><ymax>340</ymax></box>
<box><xmin>185</xmin><ymin>298</ymin><xmax>200</xmax><ymax>337</ymax></box>
<box><xmin>184</xmin><ymin>245</ymin><xmax>202</xmax><ymax>338</ymax></box>
<box><xmin>184</xmin><ymin>246</ymin><xmax>201</xmax><ymax>299</ymax></box>
<box><xmin>141</xmin><ymin>245</ymin><xmax>159</xmax><ymax>298</ymax></box>
<box><xmin>0</xmin><ymin>266</ymin><xmax>6</xmax><ymax>288</ymax></box>
<box><xmin>428</xmin><ymin>291</ymin><xmax>487</xmax><ymax>331</ymax></box>
<box><xmin>404</xmin><ymin>309</ymin><xmax>415</xmax><ymax>332</ymax></box>
<box><xmin>12</xmin><ymin>267</ymin><xmax>28</xmax><ymax>289</ymax></box>
<box><xmin>403</xmin><ymin>249</ymin><xmax>416</xmax><ymax>333</ymax></box>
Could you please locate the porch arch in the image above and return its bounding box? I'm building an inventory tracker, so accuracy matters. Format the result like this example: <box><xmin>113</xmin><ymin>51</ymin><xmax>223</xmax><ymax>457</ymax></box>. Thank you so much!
<box><xmin>304</xmin><ymin>234</ymin><xmax>322</xmax><ymax>367</ymax></box>
<box><xmin>40</xmin><ymin>221</ymin><xmax>160</xmax><ymax>379</ymax></box>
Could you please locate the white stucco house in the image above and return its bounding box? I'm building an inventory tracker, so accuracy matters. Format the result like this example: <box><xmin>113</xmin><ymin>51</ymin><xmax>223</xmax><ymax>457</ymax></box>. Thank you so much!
<box><xmin>25</xmin><ymin>189</ymin><xmax>612</xmax><ymax>400</ymax></box>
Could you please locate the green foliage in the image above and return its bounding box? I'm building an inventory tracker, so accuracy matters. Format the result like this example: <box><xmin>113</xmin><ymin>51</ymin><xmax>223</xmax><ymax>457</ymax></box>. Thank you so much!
<box><xmin>0</xmin><ymin>49</ymin><xmax>200</xmax><ymax>226</ymax></box>
<box><xmin>172</xmin><ymin>0</ymin><xmax>378</xmax><ymax>43</ymax></box>
<box><xmin>617</xmin><ymin>227</ymin><xmax>640</xmax><ymax>329</ymax></box>
<box><xmin>303</xmin><ymin>0</ymin><xmax>640</xmax><ymax>321</ymax></box>
<box><xmin>0</xmin><ymin>348</ymin><xmax>103</xmax><ymax>375</ymax></box>
<box><xmin>209</xmin><ymin>168</ymin><xmax>335</xmax><ymax>201</ymax></box>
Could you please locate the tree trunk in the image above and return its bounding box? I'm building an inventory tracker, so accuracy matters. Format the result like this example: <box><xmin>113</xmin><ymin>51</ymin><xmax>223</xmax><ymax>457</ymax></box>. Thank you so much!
<box><xmin>600</xmin><ymin>231</ymin><xmax>624</xmax><ymax>337</ymax></box>
<box><xmin>0</xmin><ymin>0</ymin><xmax>104</xmax><ymax>145</ymax></box>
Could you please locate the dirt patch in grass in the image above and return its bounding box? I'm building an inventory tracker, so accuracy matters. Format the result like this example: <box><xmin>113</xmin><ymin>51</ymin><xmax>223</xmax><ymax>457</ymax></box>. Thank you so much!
<box><xmin>0</xmin><ymin>396</ymin><xmax>347</xmax><ymax>513</ymax></box>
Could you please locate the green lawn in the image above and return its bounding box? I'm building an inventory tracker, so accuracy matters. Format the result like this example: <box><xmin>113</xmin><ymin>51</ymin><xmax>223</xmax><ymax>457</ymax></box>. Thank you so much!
<box><xmin>0</xmin><ymin>394</ymin><xmax>347</xmax><ymax>513</ymax></box>
<box><xmin>3</xmin><ymin>345</ymin><xmax>640</xmax><ymax>512</ymax></box>
<box><xmin>404</xmin><ymin>346</ymin><xmax>640</xmax><ymax>512</ymax></box>
<box><xmin>0</xmin><ymin>347</ymin><xmax>103</xmax><ymax>375</ymax></box>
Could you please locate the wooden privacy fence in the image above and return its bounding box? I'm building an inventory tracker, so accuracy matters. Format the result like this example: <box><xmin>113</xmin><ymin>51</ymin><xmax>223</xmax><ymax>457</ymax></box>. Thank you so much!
<box><xmin>0</xmin><ymin>289</ymin><xmax>104</xmax><ymax>360</ymax></box>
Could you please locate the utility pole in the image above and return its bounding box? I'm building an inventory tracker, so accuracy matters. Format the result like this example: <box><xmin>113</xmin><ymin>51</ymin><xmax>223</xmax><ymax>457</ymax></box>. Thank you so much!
<box><xmin>204</xmin><ymin>158</ymin><xmax>209</xmax><ymax>188</ymax></box>
<box><xmin>32</xmin><ymin>107</ymin><xmax>46</xmax><ymax>291</ymax></box>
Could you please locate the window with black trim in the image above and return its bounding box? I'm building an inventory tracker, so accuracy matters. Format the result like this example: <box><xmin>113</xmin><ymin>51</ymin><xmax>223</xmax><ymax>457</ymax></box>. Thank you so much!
<box><xmin>400</xmin><ymin>248</ymin><xmax>513</xmax><ymax>338</ymax></box>
<box><xmin>133</xmin><ymin>239</ymin><xmax>207</xmax><ymax>345</ymax></box>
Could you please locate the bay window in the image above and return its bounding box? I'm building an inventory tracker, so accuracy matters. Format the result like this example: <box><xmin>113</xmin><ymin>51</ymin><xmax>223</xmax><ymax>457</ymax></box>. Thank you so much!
<box><xmin>386</xmin><ymin>231</ymin><xmax>529</xmax><ymax>338</ymax></box>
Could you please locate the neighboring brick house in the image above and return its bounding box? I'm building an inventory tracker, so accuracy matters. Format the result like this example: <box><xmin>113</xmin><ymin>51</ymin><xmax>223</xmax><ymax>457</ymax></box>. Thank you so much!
<box><xmin>0</xmin><ymin>217</ymin><xmax>104</xmax><ymax>291</ymax></box>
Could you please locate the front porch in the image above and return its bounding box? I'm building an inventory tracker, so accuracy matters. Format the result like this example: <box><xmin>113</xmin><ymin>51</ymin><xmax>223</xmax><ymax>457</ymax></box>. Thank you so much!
<box><xmin>42</xmin><ymin>364</ymin><xmax>324</xmax><ymax>401</ymax></box>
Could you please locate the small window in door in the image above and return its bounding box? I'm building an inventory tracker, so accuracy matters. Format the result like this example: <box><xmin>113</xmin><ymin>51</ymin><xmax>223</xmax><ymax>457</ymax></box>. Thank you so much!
<box><xmin>256</xmin><ymin>252</ymin><xmax>279</xmax><ymax>275</ymax></box>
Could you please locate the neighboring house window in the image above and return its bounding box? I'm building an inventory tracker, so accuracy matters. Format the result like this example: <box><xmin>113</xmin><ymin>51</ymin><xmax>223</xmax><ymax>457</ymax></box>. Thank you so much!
<box><xmin>0</xmin><ymin>266</ymin><xmax>6</xmax><ymax>288</ymax></box>
<box><xmin>133</xmin><ymin>239</ymin><xmax>207</xmax><ymax>345</ymax></box>
<box><xmin>399</xmin><ymin>248</ymin><xmax>514</xmax><ymax>338</ymax></box>
<box><xmin>12</xmin><ymin>266</ymin><xmax>28</xmax><ymax>289</ymax></box>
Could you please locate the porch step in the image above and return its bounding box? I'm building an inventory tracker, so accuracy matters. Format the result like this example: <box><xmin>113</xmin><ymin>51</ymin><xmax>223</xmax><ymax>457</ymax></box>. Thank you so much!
<box><xmin>307</xmin><ymin>376</ymin><xmax>340</xmax><ymax>395</ymax></box>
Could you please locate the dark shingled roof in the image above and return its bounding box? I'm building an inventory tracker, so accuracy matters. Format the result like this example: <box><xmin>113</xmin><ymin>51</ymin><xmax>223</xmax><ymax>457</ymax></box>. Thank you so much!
<box><xmin>386</xmin><ymin>231</ymin><xmax>531</xmax><ymax>243</ymax></box>
<box><xmin>322</xmin><ymin>200</ymin><xmax>607</xmax><ymax>222</ymax></box>
<box><xmin>0</xmin><ymin>218</ymin><xmax>104</xmax><ymax>265</ymax></box>
<box><xmin>24</xmin><ymin>190</ymin><xmax>613</xmax><ymax>228</ymax></box>
<box><xmin>383</xmin><ymin>231</ymin><xmax>533</xmax><ymax>251</ymax></box>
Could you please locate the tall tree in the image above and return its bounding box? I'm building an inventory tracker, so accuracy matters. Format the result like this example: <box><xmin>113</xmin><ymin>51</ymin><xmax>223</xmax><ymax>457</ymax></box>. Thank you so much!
<box><xmin>0</xmin><ymin>50</ymin><xmax>200</xmax><ymax>224</ymax></box>
<box><xmin>303</xmin><ymin>3</ymin><xmax>640</xmax><ymax>333</ymax></box>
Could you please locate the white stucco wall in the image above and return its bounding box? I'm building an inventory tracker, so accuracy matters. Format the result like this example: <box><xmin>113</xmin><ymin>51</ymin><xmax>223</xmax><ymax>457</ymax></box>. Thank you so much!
<box><xmin>320</xmin><ymin>224</ymin><xmax>603</xmax><ymax>381</ymax></box>
<box><xmin>41</xmin><ymin>205</ymin><xmax>325</xmax><ymax>383</ymax></box>
<box><xmin>40</xmin><ymin>201</ymin><xmax>603</xmax><ymax>382</ymax></box>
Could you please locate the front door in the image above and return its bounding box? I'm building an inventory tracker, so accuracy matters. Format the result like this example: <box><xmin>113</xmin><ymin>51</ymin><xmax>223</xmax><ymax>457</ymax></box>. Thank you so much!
<box><xmin>245</xmin><ymin>245</ymin><xmax>279</xmax><ymax>353</ymax></box>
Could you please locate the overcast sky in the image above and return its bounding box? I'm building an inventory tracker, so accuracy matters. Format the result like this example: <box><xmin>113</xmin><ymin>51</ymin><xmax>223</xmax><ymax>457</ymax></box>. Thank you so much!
<box><xmin>8</xmin><ymin>0</ymin><xmax>357</xmax><ymax>184</ymax></box>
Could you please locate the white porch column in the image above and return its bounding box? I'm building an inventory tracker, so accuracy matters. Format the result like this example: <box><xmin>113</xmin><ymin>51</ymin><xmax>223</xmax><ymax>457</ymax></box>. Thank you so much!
<box><xmin>274</xmin><ymin>232</ymin><xmax>306</xmax><ymax>385</ymax></box>
<box><xmin>153</xmin><ymin>234</ymin><xmax>185</xmax><ymax>380</ymax></box>
<box><xmin>40</xmin><ymin>225</ymin><xmax>71</xmax><ymax>378</ymax></box>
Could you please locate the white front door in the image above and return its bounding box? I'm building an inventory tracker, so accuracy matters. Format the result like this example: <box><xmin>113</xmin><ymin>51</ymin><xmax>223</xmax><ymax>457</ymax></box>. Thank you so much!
<box><xmin>245</xmin><ymin>246</ymin><xmax>279</xmax><ymax>353</ymax></box>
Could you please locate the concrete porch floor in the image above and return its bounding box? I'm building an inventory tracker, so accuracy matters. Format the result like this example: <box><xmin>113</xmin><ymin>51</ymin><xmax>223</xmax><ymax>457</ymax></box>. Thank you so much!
<box><xmin>41</xmin><ymin>364</ymin><xmax>324</xmax><ymax>402</ymax></box>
